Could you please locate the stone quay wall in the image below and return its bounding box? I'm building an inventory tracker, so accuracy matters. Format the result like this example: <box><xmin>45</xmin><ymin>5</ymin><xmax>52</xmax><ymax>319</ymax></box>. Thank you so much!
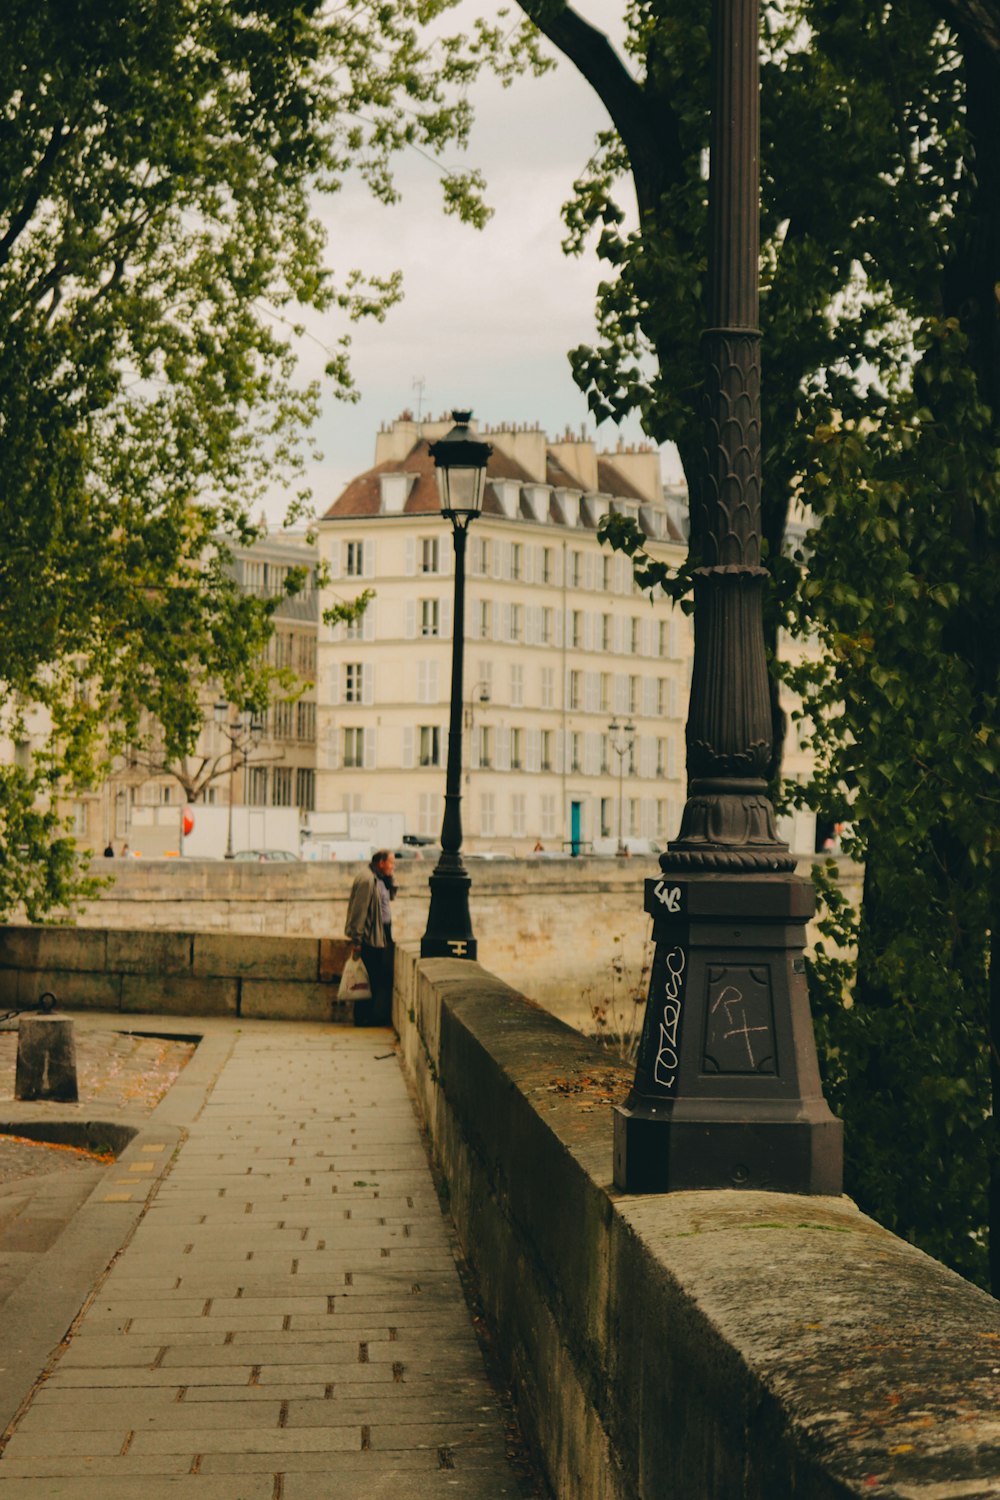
<box><xmin>0</xmin><ymin>926</ymin><xmax>353</xmax><ymax>1024</ymax></box>
<box><xmin>394</xmin><ymin>942</ymin><xmax>1000</xmax><ymax>1500</ymax></box>
<box><xmin>27</xmin><ymin>857</ymin><xmax>861</xmax><ymax>1031</ymax></box>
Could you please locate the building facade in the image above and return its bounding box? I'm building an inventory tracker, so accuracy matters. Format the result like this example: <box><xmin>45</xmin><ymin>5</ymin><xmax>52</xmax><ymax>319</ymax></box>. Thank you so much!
<box><xmin>316</xmin><ymin>415</ymin><xmax>693</xmax><ymax>854</ymax></box>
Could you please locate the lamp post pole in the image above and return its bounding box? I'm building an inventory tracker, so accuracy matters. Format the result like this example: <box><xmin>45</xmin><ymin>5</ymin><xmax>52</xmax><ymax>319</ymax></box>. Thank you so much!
<box><xmin>215</xmin><ymin>702</ymin><xmax>264</xmax><ymax>861</ymax></box>
<box><xmin>421</xmin><ymin>413</ymin><xmax>492</xmax><ymax>960</ymax></box>
<box><xmin>613</xmin><ymin>0</ymin><xmax>842</xmax><ymax>1195</ymax></box>
<box><xmin>608</xmin><ymin>719</ymin><xmax>635</xmax><ymax>855</ymax></box>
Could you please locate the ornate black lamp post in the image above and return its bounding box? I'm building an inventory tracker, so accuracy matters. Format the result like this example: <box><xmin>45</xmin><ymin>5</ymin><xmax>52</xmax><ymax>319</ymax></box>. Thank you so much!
<box><xmin>613</xmin><ymin>0</ymin><xmax>842</xmax><ymax>1194</ymax></box>
<box><xmin>420</xmin><ymin>412</ymin><xmax>492</xmax><ymax>960</ymax></box>
<box><xmin>214</xmin><ymin>700</ymin><xmax>265</xmax><ymax>860</ymax></box>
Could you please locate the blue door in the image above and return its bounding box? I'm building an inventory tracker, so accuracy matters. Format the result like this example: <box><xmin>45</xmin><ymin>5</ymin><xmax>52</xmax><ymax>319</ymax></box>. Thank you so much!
<box><xmin>570</xmin><ymin>800</ymin><xmax>582</xmax><ymax>857</ymax></box>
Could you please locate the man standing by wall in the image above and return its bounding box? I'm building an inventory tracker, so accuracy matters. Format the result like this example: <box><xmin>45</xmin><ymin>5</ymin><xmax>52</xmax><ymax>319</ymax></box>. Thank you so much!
<box><xmin>345</xmin><ymin>850</ymin><xmax>396</xmax><ymax>1026</ymax></box>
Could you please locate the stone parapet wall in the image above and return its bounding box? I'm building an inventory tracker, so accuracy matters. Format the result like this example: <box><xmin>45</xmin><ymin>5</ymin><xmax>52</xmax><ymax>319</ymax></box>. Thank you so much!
<box><xmin>42</xmin><ymin>858</ymin><xmax>863</xmax><ymax>1031</ymax></box>
<box><xmin>0</xmin><ymin>926</ymin><xmax>352</xmax><ymax>1023</ymax></box>
<box><xmin>394</xmin><ymin>942</ymin><xmax>1000</xmax><ymax>1500</ymax></box>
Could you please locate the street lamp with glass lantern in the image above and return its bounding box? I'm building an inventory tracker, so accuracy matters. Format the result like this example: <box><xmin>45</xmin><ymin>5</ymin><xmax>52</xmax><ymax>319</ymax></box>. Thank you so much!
<box><xmin>420</xmin><ymin>411</ymin><xmax>492</xmax><ymax>960</ymax></box>
<box><xmin>214</xmin><ymin>699</ymin><xmax>265</xmax><ymax>860</ymax></box>
<box><xmin>608</xmin><ymin>718</ymin><xmax>636</xmax><ymax>855</ymax></box>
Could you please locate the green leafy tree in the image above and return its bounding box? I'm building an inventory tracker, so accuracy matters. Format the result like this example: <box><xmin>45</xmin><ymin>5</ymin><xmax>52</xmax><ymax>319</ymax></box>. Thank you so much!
<box><xmin>512</xmin><ymin>0</ymin><xmax>1000</xmax><ymax>1287</ymax></box>
<box><xmin>0</xmin><ymin>0</ymin><xmax>544</xmax><ymax>918</ymax></box>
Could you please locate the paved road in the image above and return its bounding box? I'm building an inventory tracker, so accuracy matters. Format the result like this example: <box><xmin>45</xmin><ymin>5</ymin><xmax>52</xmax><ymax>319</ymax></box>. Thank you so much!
<box><xmin>0</xmin><ymin>1019</ymin><xmax>534</xmax><ymax>1499</ymax></box>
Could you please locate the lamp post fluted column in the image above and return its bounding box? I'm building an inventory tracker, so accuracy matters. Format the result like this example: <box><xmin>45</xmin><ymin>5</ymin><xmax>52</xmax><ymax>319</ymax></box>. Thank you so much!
<box><xmin>421</xmin><ymin>412</ymin><xmax>491</xmax><ymax>960</ymax></box>
<box><xmin>613</xmin><ymin>0</ymin><xmax>842</xmax><ymax>1195</ymax></box>
<box><xmin>421</xmin><ymin>521</ymin><xmax>477</xmax><ymax>958</ymax></box>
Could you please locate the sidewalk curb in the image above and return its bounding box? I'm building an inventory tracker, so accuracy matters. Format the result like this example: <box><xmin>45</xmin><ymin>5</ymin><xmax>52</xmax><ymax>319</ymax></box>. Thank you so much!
<box><xmin>0</xmin><ymin>1027</ymin><xmax>235</xmax><ymax>1441</ymax></box>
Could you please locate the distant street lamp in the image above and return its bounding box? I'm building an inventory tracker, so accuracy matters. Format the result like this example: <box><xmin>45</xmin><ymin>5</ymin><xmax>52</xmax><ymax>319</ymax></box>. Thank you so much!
<box><xmin>612</xmin><ymin>0</ymin><xmax>842</xmax><ymax>1195</ymax></box>
<box><xmin>608</xmin><ymin>719</ymin><xmax>636</xmax><ymax>855</ymax></box>
<box><xmin>214</xmin><ymin>700</ymin><xmax>265</xmax><ymax>860</ymax></box>
<box><xmin>420</xmin><ymin>412</ymin><xmax>492</xmax><ymax>960</ymax></box>
<box><xmin>463</xmin><ymin>680</ymin><xmax>492</xmax><ymax>786</ymax></box>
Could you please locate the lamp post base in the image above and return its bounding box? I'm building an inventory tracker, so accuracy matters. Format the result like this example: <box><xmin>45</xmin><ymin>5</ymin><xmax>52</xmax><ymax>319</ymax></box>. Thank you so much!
<box><xmin>613</xmin><ymin>872</ymin><xmax>842</xmax><ymax>1196</ymax></box>
<box><xmin>614</xmin><ymin>1098</ymin><xmax>842</xmax><ymax>1195</ymax></box>
<box><xmin>420</xmin><ymin>864</ymin><xmax>477</xmax><ymax>960</ymax></box>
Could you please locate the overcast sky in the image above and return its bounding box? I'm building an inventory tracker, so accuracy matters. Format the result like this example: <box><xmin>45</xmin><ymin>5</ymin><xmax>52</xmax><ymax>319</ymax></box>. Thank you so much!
<box><xmin>268</xmin><ymin>0</ymin><xmax>683</xmax><ymax>525</ymax></box>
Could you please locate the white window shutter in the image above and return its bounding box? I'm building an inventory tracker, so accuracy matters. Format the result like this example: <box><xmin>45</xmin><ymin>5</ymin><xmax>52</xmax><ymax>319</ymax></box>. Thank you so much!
<box><xmin>363</xmin><ymin>727</ymin><xmax>376</xmax><ymax>769</ymax></box>
<box><xmin>362</xmin><ymin>663</ymin><xmax>375</xmax><ymax>706</ymax></box>
<box><xmin>641</xmin><ymin>736</ymin><xmax>656</xmax><ymax>779</ymax></box>
<box><xmin>328</xmin><ymin>539</ymin><xmax>341</xmax><ymax>579</ymax></box>
<box><xmin>527</xmin><ymin>728</ymin><xmax>541</xmax><ymax>773</ymax></box>
<box><xmin>584</xmin><ymin>733</ymin><xmax>599</xmax><ymax>776</ymax></box>
<box><xmin>491</xmin><ymin>542</ymin><xmax>503</xmax><ymax>580</ymax></box>
<box><xmin>496</xmin><ymin>726</ymin><xmax>511</xmax><ymax>771</ymax></box>
<box><xmin>440</xmin><ymin>542</ymin><xmax>451</xmax><ymax>576</ymax></box>
<box><xmin>363</xmin><ymin>539</ymin><xmax>375</xmax><ymax>579</ymax></box>
<box><xmin>402</xmin><ymin>726</ymin><xmax>415</xmax><ymax>769</ymax></box>
<box><xmin>362</xmin><ymin>602</ymin><xmax>376</xmax><ymax>642</ymax></box>
<box><xmin>585</xmin><ymin>672</ymin><xmax>599</xmax><ymax>714</ymax></box>
<box><xmin>670</xmin><ymin>679</ymin><xmax>680</xmax><ymax>717</ymax></box>
<box><xmin>523</xmin><ymin>547</ymin><xmax>534</xmax><ymax>584</ymax></box>
<box><xmin>613</xmin><ymin>615</ymin><xmax>624</xmax><ymax>655</ymax></box>
<box><xmin>554</xmin><ymin>609</ymin><xmax>564</xmax><ymax>648</ymax></box>
<box><xmin>405</xmin><ymin>600</ymin><xmax>416</xmax><ymax>640</ymax></box>
<box><xmin>615</xmin><ymin>673</ymin><xmax>628</xmax><ymax>715</ymax></box>
<box><xmin>584</xmin><ymin>553</ymin><xmax>595</xmax><ymax>591</ymax></box>
<box><xmin>644</xmin><ymin>677</ymin><xmax>657</xmax><ymax>718</ymax></box>
<box><xmin>556</xmin><ymin>729</ymin><xmax>565</xmax><ymax>775</ymax></box>
<box><xmin>469</xmin><ymin>731</ymin><xmax>480</xmax><ymax>770</ymax></box>
<box><xmin>502</xmin><ymin>603</ymin><xmax>511</xmax><ymax>642</ymax></box>
<box><xmin>405</xmin><ymin>537</ymin><xmax>416</xmax><ymax>576</ymax></box>
<box><xmin>429</xmin><ymin>660</ymin><xmax>439</xmax><ymax>703</ymax></box>
<box><xmin>417</xmin><ymin>661</ymin><xmax>428</xmax><ymax>704</ymax></box>
<box><xmin>441</xmin><ymin>597</ymin><xmax>452</xmax><ymax>639</ymax></box>
<box><xmin>328</xmin><ymin>666</ymin><xmax>340</xmax><ymax>706</ymax></box>
<box><xmin>668</xmin><ymin>736</ymin><xmax>680</xmax><ymax>778</ymax></box>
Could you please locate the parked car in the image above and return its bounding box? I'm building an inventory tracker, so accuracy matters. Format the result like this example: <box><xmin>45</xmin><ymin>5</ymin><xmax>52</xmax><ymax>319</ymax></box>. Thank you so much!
<box><xmin>233</xmin><ymin>849</ymin><xmax>301</xmax><ymax>862</ymax></box>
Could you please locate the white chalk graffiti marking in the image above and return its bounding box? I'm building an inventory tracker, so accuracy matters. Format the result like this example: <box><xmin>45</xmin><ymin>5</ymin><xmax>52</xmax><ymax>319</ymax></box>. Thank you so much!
<box><xmin>653</xmin><ymin>946</ymin><xmax>686</xmax><ymax>1090</ymax></box>
<box><xmin>710</xmin><ymin>985</ymin><xmax>770</xmax><ymax>1067</ymax></box>
<box><xmin>653</xmin><ymin>881</ymin><xmax>682</xmax><ymax>913</ymax></box>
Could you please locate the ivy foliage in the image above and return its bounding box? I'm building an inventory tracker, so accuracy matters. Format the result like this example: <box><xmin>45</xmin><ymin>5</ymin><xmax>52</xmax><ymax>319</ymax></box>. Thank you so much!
<box><xmin>788</xmin><ymin>318</ymin><xmax>1000</xmax><ymax>1286</ymax></box>
<box><xmin>0</xmin><ymin>0</ymin><xmax>546</xmax><ymax>918</ymax></box>
<box><xmin>517</xmin><ymin>0</ymin><xmax>1000</xmax><ymax>1288</ymax></box>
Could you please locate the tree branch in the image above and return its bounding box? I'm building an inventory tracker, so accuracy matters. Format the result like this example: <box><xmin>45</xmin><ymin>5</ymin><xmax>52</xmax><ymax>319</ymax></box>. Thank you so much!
<box><xmin>0</xmin><ymin>117</ymin><xmax>72</xmax><ymax>272</ymax></box>
<box><xmin>515</xmin><ymin>0</ymin><xmax>684</xmax><ymax>210</ymax></box>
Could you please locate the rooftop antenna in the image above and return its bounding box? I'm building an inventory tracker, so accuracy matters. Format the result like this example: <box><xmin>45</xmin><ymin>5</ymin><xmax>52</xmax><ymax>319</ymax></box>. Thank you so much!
<box><xmin>412</xmin><ymin>375</ymin><xmax>427</xmax><ymax>421</ymax></box>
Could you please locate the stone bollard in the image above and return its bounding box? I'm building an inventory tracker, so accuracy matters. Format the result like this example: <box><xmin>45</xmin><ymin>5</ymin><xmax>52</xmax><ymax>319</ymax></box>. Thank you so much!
<box><xmin>15</xmin><ymin>1015</ymin><xmax>79</xmax><ymax>1102</ymax></box>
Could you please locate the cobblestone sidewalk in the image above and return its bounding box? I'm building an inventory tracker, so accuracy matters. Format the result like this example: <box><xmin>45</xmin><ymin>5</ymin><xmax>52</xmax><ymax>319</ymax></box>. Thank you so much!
<box><xmin>0</xmin><ymin>1024</ymin><xmax>535</xmax><ymax>1499</ymax></box>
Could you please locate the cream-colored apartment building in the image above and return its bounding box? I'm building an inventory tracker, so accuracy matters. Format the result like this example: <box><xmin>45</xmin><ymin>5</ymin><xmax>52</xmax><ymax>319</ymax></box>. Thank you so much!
<box><xmin>316</xmin><ymin>414</ymin><xmax>694</xmax><ymax>854</ymax></box>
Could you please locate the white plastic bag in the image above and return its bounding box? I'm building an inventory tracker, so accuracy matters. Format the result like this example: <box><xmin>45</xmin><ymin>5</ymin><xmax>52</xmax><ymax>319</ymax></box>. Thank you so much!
<box><xmin>338</xmin><ymin>954</ymin><xmax>372</xmax><ymax>1002</ymax></box>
